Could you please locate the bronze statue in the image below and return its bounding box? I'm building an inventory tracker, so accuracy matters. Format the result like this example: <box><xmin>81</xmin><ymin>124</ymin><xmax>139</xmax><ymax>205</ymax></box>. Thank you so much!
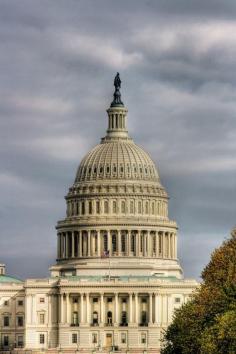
<box><xmin>114</xmin><ymin>72</ymin><xmax>121</xmax><ymax>90</ymax></box>
<box><xmin>111</xmin><ymin>73</ymin><xmax>123</xmax><ymax>107</ymax></box>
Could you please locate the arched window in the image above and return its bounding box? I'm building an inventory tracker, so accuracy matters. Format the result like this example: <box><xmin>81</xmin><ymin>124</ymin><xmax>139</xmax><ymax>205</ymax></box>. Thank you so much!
<box><xmin>145</xmin><ymin>201</ymin><xmax>149</xmax><ymax>214</ymax></box>
<box><xmin>107</xmin><ymin>311</ymin><xmax>113</xmax><ymax>326</ymax></box>
<box><xmin>113</xmin><ymin>201</ymin><xmax>117</xmax><ymax>214</ymax></box>
<box><xmin>112</xmin><ymin>234</ymin><xmax>117</xmax><ymax>253</ymax></box>
<box><xmin>138</xmin><ymin>201</ymin><xmax>142</xmax><ymax>214</ymax></box>
<box><xmin>130</xmin><ymin>200</ymin><xmax>134</xmax><ymax>214</ymax></box>
<box><xmin>121</xmin><ymin>201</ymin><xmax>125</xmax><ymax>214</ymax></box>
<box><xmin>104</xmin><ymin>201</ymin><xmax>109</xmax><ymax>214</ymax></box>
<box><xmin>121</xmin><ymin>234</ymin><xmax>126</xmax><ymax>253</ymax></box>
<box><xmin>81</xmin><ymin>201</ymin><xmax>85</xmax><ymax>215</ymax></box>
<box><xmin>76</xmin><ymin>202</ymin><xmax>79</xmax><ymax>215</ymax></box>
<box><xmin>96</xmin><ymin>201</ymin><xmax>100</xmax><ymax>214</ymax></box>
<box><xmin>89</xmin><ymin>201</ymin><xmax>92</xmax><ymax>214</ymax></box>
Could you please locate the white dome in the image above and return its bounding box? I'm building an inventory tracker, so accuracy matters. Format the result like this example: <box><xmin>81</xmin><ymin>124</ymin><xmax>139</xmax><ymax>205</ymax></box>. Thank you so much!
<box><xmin>75</xmin><ymin>138</ymin><xmax>160</xmax><ymax>184</ymax></box>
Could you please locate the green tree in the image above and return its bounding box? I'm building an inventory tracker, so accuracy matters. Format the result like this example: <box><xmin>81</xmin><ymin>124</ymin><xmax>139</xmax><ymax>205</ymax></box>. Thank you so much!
<box><xmin>161</xmin><ymin>229</ymin><xmax>236</xmax><ymax>354</ymax></box>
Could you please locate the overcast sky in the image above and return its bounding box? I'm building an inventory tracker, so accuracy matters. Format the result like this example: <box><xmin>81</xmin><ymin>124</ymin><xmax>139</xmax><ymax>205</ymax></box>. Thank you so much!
<box><xmin>0</xmin><ymin>0</ymin><xmax>235</xmax><ymax>280</ymax></box>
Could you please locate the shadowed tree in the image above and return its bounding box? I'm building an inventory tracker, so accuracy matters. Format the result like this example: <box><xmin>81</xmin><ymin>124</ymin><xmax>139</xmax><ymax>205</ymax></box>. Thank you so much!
<box><xmin>161</xmin><ymin>228</ymin><xmax>236</xmax><ymax>354</ymax></box>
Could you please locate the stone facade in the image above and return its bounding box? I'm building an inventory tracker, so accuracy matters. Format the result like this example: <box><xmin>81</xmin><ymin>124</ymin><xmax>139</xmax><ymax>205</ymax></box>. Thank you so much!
<box><xmin>0</xmin><ymin>76</ymin><xmax>199</xmax><ymax>353</ymax></box>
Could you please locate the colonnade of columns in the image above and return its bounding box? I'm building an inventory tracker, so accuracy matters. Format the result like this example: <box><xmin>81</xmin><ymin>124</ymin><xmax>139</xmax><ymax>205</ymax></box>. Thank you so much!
<box><xmin>57</xmin><ymin>230</ymin><xmax>177</xmax><ymax>260</ymax></box>
<box><xmin>59</xmin><ymin>292</ymin><xmax>172</xmax><ymax>326</ymax></box>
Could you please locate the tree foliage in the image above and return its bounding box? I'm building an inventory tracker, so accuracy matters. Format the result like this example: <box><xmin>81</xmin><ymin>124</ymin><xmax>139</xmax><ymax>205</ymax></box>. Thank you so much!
<box><xmin>161</xmin><ymin>229</ymin><xmax>236</xmax><ymax>354</ymax></box>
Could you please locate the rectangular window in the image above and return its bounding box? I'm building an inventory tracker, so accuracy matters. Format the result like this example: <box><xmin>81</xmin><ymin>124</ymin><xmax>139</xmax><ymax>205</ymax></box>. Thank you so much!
<box><xmin>18</xmin><ymin>300</ymin><xmax>24</xmax><ymax>306</ymax></box>
<box><xmin>107</xmin><ymin>297</ymin><xmax>113</xmax><ymax>303</ymax></box>
<box><xmin>17</xmin><ymin>316</ymin><xmax>24</xmax><ymax>327</ymax></box>
<box><xmin>175</xmin><ymin>297</ymin><xmax>181</xmax><ymax>303</ymax></box>
<box><xmin>93</xmin><ymin>298</ymin><xmax>98</xmax><ymax>303</ymax></box>
<box><xmin>3</xmin><ymin>335</ymin><xmax>9</xmax><ymax>347</ymax></box>
<box><xmin>4</xmin><ymin>300</ymin><xmax>9</xmax><ymax>306</ymax></box>
<box><xmin>17</xmin><ymin>335</ymin><xmax>24</xmax><ymax>347</ymax></box>
<box><xmin>72</xmin><ymin>333</ymin><xmax>77</xmax><ymax>344</ymax></box>
<box><xmin>141</xmin><ymin>298</ymin><xmax>147</xmax><ymax>303</ymax></box>
<box><xmin>39</xmin><ymin>313</ymin><xmax>45</xmax><ymax>324</ymax></box>
<box><xmin>39</xmin><ymin>334</ymin><xmax>45</xmax><ymax>344</ymax></box>
<box><xmin>92</xmin><ymin>333</ymin><xmax>98</xmax><ymax>344</ymax></box>
<box><xmin>3</xmin><ymin>316</ymin><xmax>9</xmax><ymax>327</ymax></box>
<box><xmin>141</xmin><ymin>333</ymin><xmax>147</xmax><ymax>344</ymax></box>
<box><xmin>121</xmin><ymin>333</ymin><xmax>127</xmax><ymax>344</ymax></box>
<box><xmin>39</xmin><ymin>297</ymin><xmax>45</xmax><ymax>303</ymax></box>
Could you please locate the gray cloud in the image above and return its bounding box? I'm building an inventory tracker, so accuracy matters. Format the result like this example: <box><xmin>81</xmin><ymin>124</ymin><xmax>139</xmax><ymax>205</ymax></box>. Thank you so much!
<box><xmin>0</xmin><ymin>0</ymin><xmax>235</xmax><ymax>280</ymax></box>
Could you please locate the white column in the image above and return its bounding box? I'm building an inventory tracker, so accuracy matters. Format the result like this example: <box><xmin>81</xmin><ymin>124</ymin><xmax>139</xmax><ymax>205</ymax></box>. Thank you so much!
<box><xmin>154</xmin><ymin>294</ymin><xmax>158</xmax><ymax>325</ymax></box>
<box><xmin>66</xmin><ymin>232</ymin><xmax>69</xmax><ymax>258</ymax></box>
<box><xmin>146</xmin><ymin>231</ymin><xmax>151</xmax><ymax>257</ymax></box>
<box><xmin>80</xmin><ymin>294</ymin><xmax>84</xmax><ymax>324</ymax></box>
<box><xmin>136</xmin><ymin>231</ymin><xmax>140</xmax><ymax>256</ymax></box>
<box><xmin>135</xmin><ymin>293</ymin><xmax>139</xmax><ymax>324</ymax></box>
<box><xmin>115</xmin><ymin>293</ymin><xmax>119</xmax><ymax>325</ymax></box>
<box><xmin>163</xmin><ymin>295</ymin><xmax>168</xmax><ymax>324</ymax></box>
<box><xmin>175</xmin><ymin>233</ymin><xmax>177</xmax><ymax>258</ymax></box>
<box><xmin>149</xmin><ymin>293</ymin><xmax>153</xmax><ymax>325</ymax></box>
<box><xmin>127</xmin><ymin>231</ymin><xmax>131</xmax><ymax>256</ymax></box>
<box><xmin>88</xmin><ymin>230</ymin><xmax>91</xmax><ymax>256</ymax></box>
<box><xmin>168</xmin><ymin>295</ymin><xmax>172</xmax><ymax>323</ymax></box>
<box><xmin>57</xmin><ymin>234</ymin><xmax>60</xmax><ymax>258</ymax></box>
<box><xmin>100</xmin><ymin>293</ymin><xmax>104</xmax><ymax>325</ymax></box>
<box><xmin>129</xmin><ymin>293</ymin><xmax>133</xmax><ymax>323</ymax></box>
<box><xmin>108</xmin><ymin>230</ymin><xmax>112</xmax><ymax>253</ymax></box>
<box><xmin>78</xmin><ymin>231</ymin><xmax>82</xmax><ymax>257</ymax></box>
<box><xmin>60</xmin><ymin>294</ymin><xmax>64</xmax><ymax>324</ymax></box>
<box><xmin>168</xmin><ymin>233</ymin><xmax>170</xmax><ymax>258</ymax></box>
<box><xmin>97</xmin><ymin>230</ymin><xmax>101</xmax><ymax>256</ymax></box>
<box><xmin>66</xmin><ymin>294</ymin><xmax>70</xmax><ymax>324</ymax></box>
<box><xmin>86</xmin><ymin>293</ymin><xmax>90</xmax><ymax>324</ymax></box>
<box><xmin>158</xmin><ymin>294</ymin><xmax>162</xmax><ymax>325</ymax></box>
<box><xmin>155</xmin><ymin>232</ymin><xmax>158</xmax><ymax>256</ymax></box>
<box><xmin>117</xmin><ymin>230</ymin><xmax>121</xmax><ymax>256</ymax></box>
<box><xmin>32</xmin><ymin>295</ymin><xmax>36</xmax><ymax>324</ymax></box>
<box><xmin>26</xmin><ymin>295</ymin><xmax>32</xmax><ymax>325</ymax></box>
<box><xmin>48</xmin><ymin>294</ymin><xmax>52</xmax><ymax>324</ymax></box>
<box><xmin>72</xmin><ymin>231</ymin><xmax>75</xmax><ymax>258</ymax></box>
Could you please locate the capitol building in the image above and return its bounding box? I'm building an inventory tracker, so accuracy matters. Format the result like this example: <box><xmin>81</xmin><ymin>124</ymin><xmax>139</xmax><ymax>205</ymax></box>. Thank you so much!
<box><xmin>0</xmin><ymin>74</ymin><xmax>198</xmax><ymax>353</ymax></box>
